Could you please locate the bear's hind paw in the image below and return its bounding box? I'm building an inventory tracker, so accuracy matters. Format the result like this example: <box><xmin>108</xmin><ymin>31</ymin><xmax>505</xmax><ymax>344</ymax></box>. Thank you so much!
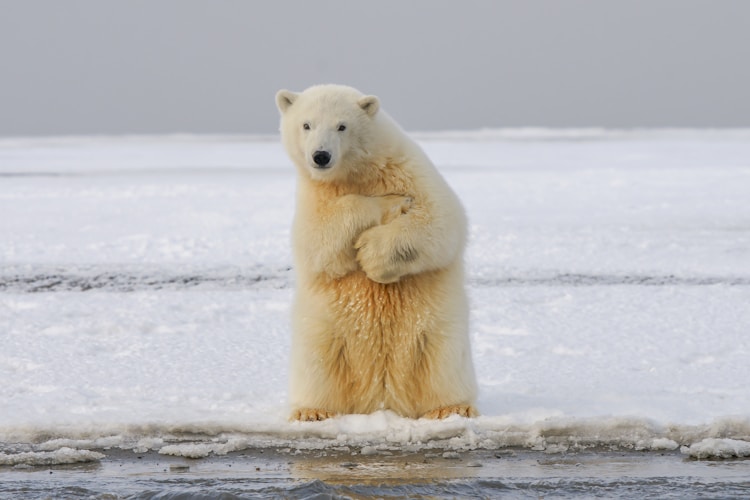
<box><xmin>291</xmin><ymin>408</ymin><xmax>337</xmax><ymax>422</ymax></box>
<box><xmin>422</xmin><ymin>405</ymin><xmax>478</xmax><ymax>419</ymax></box>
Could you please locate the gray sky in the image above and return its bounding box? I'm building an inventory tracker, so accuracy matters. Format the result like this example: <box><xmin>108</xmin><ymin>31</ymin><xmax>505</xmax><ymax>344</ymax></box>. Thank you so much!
<box><xmin>1</xmin><ymin>0</ymin><xmax>749</xmax><ymax>136</ymax></box>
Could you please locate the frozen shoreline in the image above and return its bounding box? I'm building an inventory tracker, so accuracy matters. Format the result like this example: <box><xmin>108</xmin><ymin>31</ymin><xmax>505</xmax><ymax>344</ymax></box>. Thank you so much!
<box><xmin>1</xmin><ymin>131</ymin><xmax>749</xmax><ymax>467</ymax></box>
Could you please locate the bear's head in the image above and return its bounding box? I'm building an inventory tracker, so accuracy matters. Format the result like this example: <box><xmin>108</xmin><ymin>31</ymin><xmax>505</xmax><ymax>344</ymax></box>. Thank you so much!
<box><xmin>276</xmin><ymin>84</ymin><xmax>380</xmax><ymax>182</ymax></box>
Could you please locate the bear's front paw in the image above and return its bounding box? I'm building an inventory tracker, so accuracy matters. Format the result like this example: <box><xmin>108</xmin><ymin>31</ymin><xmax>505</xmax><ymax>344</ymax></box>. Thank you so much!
<box><xmin>291</xmin><ymin>408</ymin><xmax>337</xmax><ymax>421</ymax></box>
<box><xmin>377</xmin><ymin>194</ymin><xmax>413</xmax><ymax>224</ymax></box>
<box><xmin>355</xmin><ymin>226</ymin><xmax>416</xmax><ymax>284</ymax></box>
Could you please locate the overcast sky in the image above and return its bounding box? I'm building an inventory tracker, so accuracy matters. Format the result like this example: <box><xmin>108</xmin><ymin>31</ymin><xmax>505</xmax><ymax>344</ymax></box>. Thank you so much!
<box><xmin>1</xmin><ymin>0</ymin><xmax>749</xmax><ymax>136</ymax></box>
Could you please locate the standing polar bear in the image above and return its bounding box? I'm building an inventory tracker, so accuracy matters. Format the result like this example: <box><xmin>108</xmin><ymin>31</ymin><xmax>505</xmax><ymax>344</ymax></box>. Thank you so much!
<box><xmin>276</xmin><ymin>84</ymin><xmax>477</xmax><ymax>421</ymax></box>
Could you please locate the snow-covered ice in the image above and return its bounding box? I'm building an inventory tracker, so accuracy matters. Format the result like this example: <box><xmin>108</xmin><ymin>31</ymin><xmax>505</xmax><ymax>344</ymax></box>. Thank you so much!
<box><xmin>1</xmin><ymin>130</ymin><xmax>749</xmax><ymax>463</ymax></box>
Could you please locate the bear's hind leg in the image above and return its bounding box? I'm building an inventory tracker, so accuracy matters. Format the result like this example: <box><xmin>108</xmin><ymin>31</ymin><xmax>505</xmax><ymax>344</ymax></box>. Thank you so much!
<box><xmin>421</xmin><ymin>404</ymin><xmax>478</xmax><ymax>419</ymax></box>
<box><xmin>291</xmin><ymin>408</ymin><xmax>337</xmax><ymax>421</ymax></box>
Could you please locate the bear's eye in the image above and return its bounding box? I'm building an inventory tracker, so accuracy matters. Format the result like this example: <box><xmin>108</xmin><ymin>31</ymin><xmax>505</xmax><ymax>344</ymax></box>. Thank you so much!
<box><xmin>337</xmin><ymin>124</ymin><xmax>346</xmax><ymax>132</ymax></box>
<box><xmin>303</xmin><ymin>123</ymin><xmax>310</xmax><ymax>130</ymax></box>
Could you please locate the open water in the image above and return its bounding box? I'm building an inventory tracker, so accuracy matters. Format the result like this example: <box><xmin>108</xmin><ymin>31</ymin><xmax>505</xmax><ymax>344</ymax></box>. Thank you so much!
<box><xmin>2</xmin><ymin>449</ymin><xmax>749</xmax><ymax>499</ymax></box>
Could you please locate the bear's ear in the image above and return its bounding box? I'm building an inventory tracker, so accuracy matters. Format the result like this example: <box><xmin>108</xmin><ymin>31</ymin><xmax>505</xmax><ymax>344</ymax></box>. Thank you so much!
<box><xmin>276</xmin><ymin>90</ymin><xmax>298</xmax><ymax>113</ymax></box>
<box><xmin>358</xmin><ymin>95</ymin><xmax>380</xmax><ymax>117</ymax></box>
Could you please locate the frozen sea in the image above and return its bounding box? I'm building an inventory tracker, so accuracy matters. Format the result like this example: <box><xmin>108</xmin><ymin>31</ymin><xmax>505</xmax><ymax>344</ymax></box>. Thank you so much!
<box><xmin>1</xmin><ymin>130</ymin><xmax>749</xmax><ymax>498</ymax></box>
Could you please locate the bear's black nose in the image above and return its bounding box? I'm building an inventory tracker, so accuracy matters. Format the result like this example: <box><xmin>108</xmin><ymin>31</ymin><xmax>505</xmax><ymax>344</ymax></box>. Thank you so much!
<box><xmin>313</xmin><ymin>150</ymin><xmax>331</xmax><ymax>167</ymax></box>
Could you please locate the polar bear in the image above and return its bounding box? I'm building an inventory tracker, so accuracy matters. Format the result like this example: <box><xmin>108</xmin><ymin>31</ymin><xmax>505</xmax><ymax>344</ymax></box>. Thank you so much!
<box><xmin>276</xmin><ymin>84</ymin><xmax>477</xmax><ymax>421</ymax></box>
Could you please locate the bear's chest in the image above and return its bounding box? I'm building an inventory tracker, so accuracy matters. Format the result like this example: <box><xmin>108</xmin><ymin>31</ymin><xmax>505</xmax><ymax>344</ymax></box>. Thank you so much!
<box><xmin>313</xmin><ymin>159</ymin><xmax>417</xmax><ymax>199</ymax></box>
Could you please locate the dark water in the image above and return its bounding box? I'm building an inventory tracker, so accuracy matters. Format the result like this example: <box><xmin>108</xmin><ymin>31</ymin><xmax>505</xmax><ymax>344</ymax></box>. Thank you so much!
<box><xmin>1</xmin><ymin>449</ymin><xmax>749</xmax><ymax>499</ymax></box>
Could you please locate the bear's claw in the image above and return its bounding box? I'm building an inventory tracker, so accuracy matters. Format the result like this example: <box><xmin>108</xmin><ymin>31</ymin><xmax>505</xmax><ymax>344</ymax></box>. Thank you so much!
<box><xmin>422</xmin><ymin>405</ymin><xmax>478</xmax><ymax>419</ymax></box>
<box><xmin>291</xmin><ymin>408</ymin><xmax>337</xmax><ymax>421</ymax></box>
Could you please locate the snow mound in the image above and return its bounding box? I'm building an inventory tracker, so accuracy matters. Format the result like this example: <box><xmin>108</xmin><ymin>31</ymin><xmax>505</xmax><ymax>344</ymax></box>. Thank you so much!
<box><xmin>0</xmin><ymin>447</ymin><xmax>104</xmax><ymax>466</ymax></box>
<box><xmin>681</xmin><ymin>438</ymin><xmax>750</xmax><ymax>460</ymax></box>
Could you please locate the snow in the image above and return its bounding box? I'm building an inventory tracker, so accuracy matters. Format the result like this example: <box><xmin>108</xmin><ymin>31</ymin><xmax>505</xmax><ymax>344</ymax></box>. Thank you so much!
<box><xmin>682</xmin><ymin>438</ymin><xmax>750</xmax><ymax>459</ymax></box>
<box><xmin>1</xmin><ymin>130</ymin><xmax>749</xmax><ymax>463</ymax></box>
<box><xmin>0</xmin><ymin>448</ymin><xmax>104</xmax><ymax>467</ymax></box>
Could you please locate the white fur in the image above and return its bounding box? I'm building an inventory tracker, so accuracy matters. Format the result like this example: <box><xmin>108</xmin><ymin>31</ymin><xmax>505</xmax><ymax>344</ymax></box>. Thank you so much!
<box><xmin>276</xmin><ymin>84</ymin><xmax>477</xmax><ymax>419</ymax></box>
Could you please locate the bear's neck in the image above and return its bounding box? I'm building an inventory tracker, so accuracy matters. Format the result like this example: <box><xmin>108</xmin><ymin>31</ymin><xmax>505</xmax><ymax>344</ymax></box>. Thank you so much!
<box><xmin>305</xmin><ymin>157</ymin><xmax>415</xmax><ymax>197</ymax></box>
